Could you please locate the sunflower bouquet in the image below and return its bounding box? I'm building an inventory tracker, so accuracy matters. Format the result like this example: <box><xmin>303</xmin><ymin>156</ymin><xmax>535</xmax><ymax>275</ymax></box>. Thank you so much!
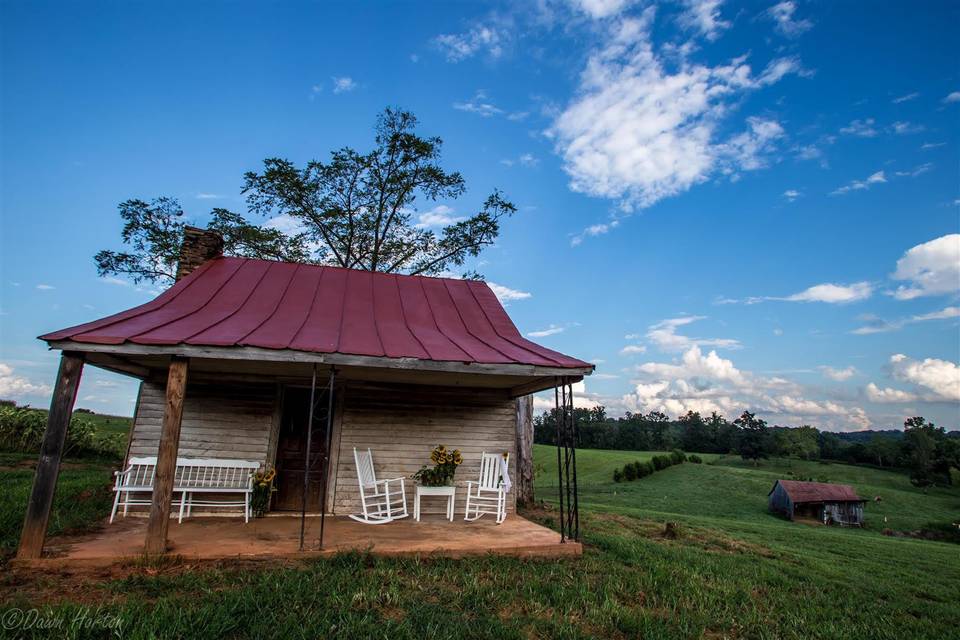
<box><xmin>412</xmin><ymin>445</ymin><xmax>463</xmax><ymax>487</ymax></box>
<box><xmin>251</xmin><ymin>464</ymin><xmax>277</xmax><ymax>517</ymax></box>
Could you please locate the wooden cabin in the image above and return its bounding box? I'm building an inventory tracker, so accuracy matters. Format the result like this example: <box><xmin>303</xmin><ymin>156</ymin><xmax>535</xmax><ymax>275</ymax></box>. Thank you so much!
<box><xmin>768</xmin><ymin>479</ymin><xmax>865</xmax><ymax>526</ymax></box>
<box><xmin>17</xmin><ymin>228</ymin><xmax>592</xmax><ymax>559</ymax></box>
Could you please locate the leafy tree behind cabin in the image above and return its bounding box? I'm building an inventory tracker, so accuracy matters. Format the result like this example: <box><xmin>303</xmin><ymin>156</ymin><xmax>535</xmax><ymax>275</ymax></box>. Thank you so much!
<box><xmin>95</xmin><ymin>108</ymin><xmax>516</xmax><ymax>285</ymax></box>
<box><xmin>733</xmin><ymin>411</ymin><xmax>774</xmax><ymax>463</ymax></box>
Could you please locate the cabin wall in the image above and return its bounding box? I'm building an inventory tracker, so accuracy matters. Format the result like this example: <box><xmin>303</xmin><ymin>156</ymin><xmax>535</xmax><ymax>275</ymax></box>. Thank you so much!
<box><xmin>331</xmin><ymin>381</ymin><xmax>517</xmax><ymax>516</ymax></box>
<box><xmin>128</xmin><ymin>378</ymin><xmax>277</xmax><ymax>463</ymax></box>
<box><xmin>767</xmin><ymin>483</ymin><xmax>794</xmax><ymax>519</ymax></box>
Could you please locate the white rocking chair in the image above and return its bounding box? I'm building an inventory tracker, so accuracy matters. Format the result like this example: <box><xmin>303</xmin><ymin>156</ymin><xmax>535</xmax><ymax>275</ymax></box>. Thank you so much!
<box><xmin>349</xmin><ymin>447</ymin><xmax>408</xmax><ymax>524</ymax></box>
<box><xmin>464</xmin><ymin>452</ymin><xmax>510</xmax><ymax>524</ymax></box>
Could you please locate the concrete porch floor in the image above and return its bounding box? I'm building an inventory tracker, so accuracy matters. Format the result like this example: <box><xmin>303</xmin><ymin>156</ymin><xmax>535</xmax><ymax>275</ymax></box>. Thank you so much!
<box><xmin>28</xmin><ymin>514</ymin><xmax>581</xmax><ymax>568</ymax></box>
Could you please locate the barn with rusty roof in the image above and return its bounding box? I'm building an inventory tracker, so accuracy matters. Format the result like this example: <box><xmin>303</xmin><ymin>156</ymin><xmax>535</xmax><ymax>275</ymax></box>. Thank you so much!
<box><xmin>768</xmin><ymin>479</ymin><xmax>865</xmax><ymax>526</ymax></box>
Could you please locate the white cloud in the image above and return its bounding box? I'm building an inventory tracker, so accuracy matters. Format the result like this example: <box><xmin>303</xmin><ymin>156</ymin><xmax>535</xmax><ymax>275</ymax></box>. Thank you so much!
<box><xmin>549</xmin><ymin>8</ymin><xmax>802</xmax><ymax>224</ymax></box>
<box><xmin>865</xmin><ymin>383</ymin><xmax>917</xmax><ymax>404</ymax></box>
<box><xmin>678</xmin><ymin>0</ymin><xmax>730</xmax><ymax>41</ymax></box>
<box><xmin>783</xmin><ymin>189</ymin><xmax>800</xmax><ymax>202</ymax></box>
<box><xmin>571</xmin><ymin>0</ymin><xmax>634</xmax><ymax>20</ymax></box>
<box><xmin>434</xmin><ymin>24</ymin><xmax>504</xmax><ymax>62</ymax></box>
<box><xmin>622</xmin><ymin>345</ymin><xmax>870</xmax><ymax>429</ymax></box>
<box><xmin>331</xmin><ymin>77</ymin><xmax>357</xmax><ymax>94</ymax></box>
<box><xmin>487</xmin><ymin>282</ymin><xmax>531</xmax><ymax>303</ymax></box>
<box><xmin>501</xmin><ymin>153</ymin><xmax>539</xmax><ymax>168</ymax></box>
<box><xmin>415</xmin><ymin>205</ymin><xmax>465</xmax><ymax>228</ymax></box>
<box><xmin>830</xmin><ymin>170</ymin><xmax>886</xmax><ymax>195</ymax></box>
<box><xmin>891</xmin><ymin>92</ymin><xmax>919</xmax><ymax>104</ymax></box>
<box><xmin>920</xmin><ymin>142</ymin><xmax>946</xmax><ymax>150</ymax></box>
<box><xmin>453</xmin><ymin>90</ymin><xmax>504</xmax><ymax>117</ymax></box>
<box><xmin>746</xmin><ymin>281</ymin><xmax>873</xmax><ymax>305</ymax></box>
<box><xmin>889</xmin><ymin>353</ymin><xmax>960</xmax><ymax>402</ymax></box>
<box><xmin>0</xmin><ymin>363</ymin><xmax>52</xmax><ymax>399</ymax></box>
<box><xmin>942</xmin><ymin>91</ymin><xmax>960</xmax><ymax>104</ymax></box>
<box><xmin>820</xmin><ymin>365</ymin><xmax>857</xmax><ymax>381</ymax></box>
<box><xmin>890</xmin><ymin>234</ymin><xmax>960</xmax><ymax>300</ymax></box>
<box><xmin>527</xmin><ymin>324</ymin><xmax>565</xmax><ymax>338</ymax></box>
<box><xmin>893</xmin><ymin>162</ymin><xmax>932</xmax><ymax>177</ymax></box>
<box><xmin>35</xmin><ymin>284</ymin><xmax>55</xmax><ymax>290</ymax></box>
<box><xmin>620</xmin><ymin>344</ymin><xmax>647</xmax><ymax>355</ymax></box>
<box><xmin>533</xmin><ymin>379</ymin><xmax>603</xmax><ymax>413</ymax></box>
<box><xmin>195</xmin><ymin>193</ymin><xmax>224</xmax><ymax>200</ymax></box>
<box><xmin>645</xmin><ymin>315</ymin><xmax>741</xmax><ymax>352</ymax></box>
<box><xmin>839</xmin><ymin>118</ymin><xmax>878</xmax><ymax>138</ymax></box>
<box><xmin>891</xmin><ymin>121</ymin><xmax>925</xmax><ymax>135</ymax></box>
<box><xmin>765</xmin><ymin>1</ymin><xmax>813</xmax><ymax>37</ymax></box>
<box><xmin>853</xmin><ymin>306</ymin><xmax>960</xmax><ymax>335</ymax></box>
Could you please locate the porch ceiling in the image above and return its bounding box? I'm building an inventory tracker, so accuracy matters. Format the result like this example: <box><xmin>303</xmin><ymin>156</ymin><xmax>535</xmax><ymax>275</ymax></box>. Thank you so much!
<box><xmin>51</xmin><ymin>340</ymin><xmax>587</xmax><ymax>396</ymax></box>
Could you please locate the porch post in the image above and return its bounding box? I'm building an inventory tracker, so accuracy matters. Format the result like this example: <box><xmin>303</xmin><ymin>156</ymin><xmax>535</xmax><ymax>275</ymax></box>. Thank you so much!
<box><xmin>17</xmin><ymin>352</ymin><xmax>85</xmax><ymax>559</ymax></box>
<box><xmin>318</xmin><ymin>367</ymin><xmax>336</xmax><ymax>549</ymax></box>
<box><xmin>144</xmin><ymin>357</ymin><xmax>189</xmax><ymax>555</ymax></box>
<box><xmin>515</xmin><ymin>394</ymin><xmax>534</xmax><ymax>506</ymax></box>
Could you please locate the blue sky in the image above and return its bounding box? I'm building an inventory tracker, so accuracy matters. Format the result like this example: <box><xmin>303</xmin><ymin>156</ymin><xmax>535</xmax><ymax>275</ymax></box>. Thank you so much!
<box><xmin>1</xmin><ymin>1</ymin><xmax>958</xmax><ymax>431</ymax></box>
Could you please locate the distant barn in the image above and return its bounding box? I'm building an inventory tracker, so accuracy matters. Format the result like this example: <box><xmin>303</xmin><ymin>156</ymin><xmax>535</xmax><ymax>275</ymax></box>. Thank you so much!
<box><xmin>768</xmin><ymin>480</ymin><xmax>865</xmax><ymax>526</ymax></box>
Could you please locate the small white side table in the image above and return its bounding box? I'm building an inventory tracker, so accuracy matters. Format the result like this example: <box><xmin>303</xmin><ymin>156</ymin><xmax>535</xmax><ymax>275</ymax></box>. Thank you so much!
<box><xmin>414</xmin><ymin>485</ymin><xmax>455</xmax><ymax>522</ymax></box>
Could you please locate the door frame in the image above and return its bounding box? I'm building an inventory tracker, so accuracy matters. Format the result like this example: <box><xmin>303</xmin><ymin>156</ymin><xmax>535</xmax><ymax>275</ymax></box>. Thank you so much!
<box><xmin>268</xmin><ymin>382</ymin><xmax>343</xmax><ymax>514</ymax></box>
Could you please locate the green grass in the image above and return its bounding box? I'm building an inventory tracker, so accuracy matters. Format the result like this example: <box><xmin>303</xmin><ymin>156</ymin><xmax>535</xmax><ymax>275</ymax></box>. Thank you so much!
<box><xmin>0</xmin><ymin>447</ymin><xmax>957</xmax><ymax>639</ymax></box>
<box><xmin>74</xmin><ymin>411</ymin><xmax>132</xmax><ymax>437</ymax></box>
<box><xmin>0</xmin><ymin>453</ymin><xmax>116</xmax><ymax>561</ymax></box>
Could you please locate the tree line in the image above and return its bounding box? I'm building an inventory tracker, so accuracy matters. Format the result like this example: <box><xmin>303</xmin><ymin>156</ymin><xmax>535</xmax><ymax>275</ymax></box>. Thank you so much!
<box><xmin>534</xmin><ymin>408</ymin><xmax>960</xmax><ymax>487</ymax></box>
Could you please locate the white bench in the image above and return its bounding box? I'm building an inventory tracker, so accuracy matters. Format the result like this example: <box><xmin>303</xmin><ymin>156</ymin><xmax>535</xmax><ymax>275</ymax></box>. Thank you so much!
<box><xmin>110</xmin><ymin>457</ymin><xmax>260</xmax><ymax>524</ymax></box>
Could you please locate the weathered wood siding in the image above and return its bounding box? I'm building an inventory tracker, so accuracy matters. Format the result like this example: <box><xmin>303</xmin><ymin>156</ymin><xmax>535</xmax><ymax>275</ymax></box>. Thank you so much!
<box><xmin>332</xmin><ymin>382</ymin><xmax>517</xmax><ymax>516</ymax></box>
<box><xmin>128</xmin><ymin>379</ymin><xmax>276</xmax><ymax>462</ymax></box>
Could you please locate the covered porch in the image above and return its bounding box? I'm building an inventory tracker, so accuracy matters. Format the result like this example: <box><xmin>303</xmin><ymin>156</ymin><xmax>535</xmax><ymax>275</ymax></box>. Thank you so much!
<box><xmin>24</xmin><ymin>514</ymin><xmax>580</xmax><ymax>569</ymax></box>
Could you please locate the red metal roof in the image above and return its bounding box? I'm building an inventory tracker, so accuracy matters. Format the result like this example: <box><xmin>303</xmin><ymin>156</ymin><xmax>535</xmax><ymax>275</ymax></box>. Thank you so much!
<box><xmin>41</xmin><ymin>257</ymin><xmax>591</xmax><ymax>369</ymax></box>
<box><xmin>772</xmin><ymin>480</ymin><xmax>863</xmax><ymax>503</ymax></box>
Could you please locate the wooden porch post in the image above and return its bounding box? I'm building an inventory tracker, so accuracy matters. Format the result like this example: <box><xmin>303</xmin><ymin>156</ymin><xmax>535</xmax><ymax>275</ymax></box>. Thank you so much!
<box><xmin>144</xmin><ymin>357</ymin><xmax>189</xmax><ymax>555</ymax></box>
<box><xmin>515</xmin><ymin>394</ymin><xmax>534</xmax><ymax>506</ymax></box>
<box><xmin>17</xmin><ymin>352</ymin><xmax>85</xmax><ymax>559</ymax></box>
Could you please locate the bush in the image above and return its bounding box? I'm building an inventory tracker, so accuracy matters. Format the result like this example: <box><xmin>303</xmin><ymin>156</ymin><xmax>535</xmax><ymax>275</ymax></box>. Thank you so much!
<box><xmin>0</xmin><ymin>405</ymin><xmax>122</xmax><ymax>460</ymax></box>
<box><xmin>671</xmin><ymin>449</ymin><xmax>686</xmax><ymax>464</ymax></box>
<box><xmin>623</xmin><ymin>463</ymin><xmax>637</xmax><ymax>481</ymax></box>
<box><xmin>613</xmin><ymin>468</ymin><xmax>623</xmax><ymax>483</ymax></box>
<box><xmin>652</xmin><ymin>455</ymin><xmax>671</xmax><ymax>471</ymax></box>
<box><xmin>688</xmin><ymin>454</ymin><xmax>702</xmax><ymax>464</ymax></box>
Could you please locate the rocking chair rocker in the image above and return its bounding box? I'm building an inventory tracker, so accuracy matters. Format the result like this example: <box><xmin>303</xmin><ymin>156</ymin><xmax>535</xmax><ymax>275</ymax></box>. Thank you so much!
<box><xmin>349</xmin><ymin>447</ymin><xmax>408</xmax><ymax>524</ymax></box>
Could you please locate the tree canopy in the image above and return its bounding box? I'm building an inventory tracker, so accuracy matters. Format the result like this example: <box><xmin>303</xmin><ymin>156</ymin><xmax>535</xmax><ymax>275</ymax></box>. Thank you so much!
<box><xmin>95</xmin><ymin>108</ymin><xmax>515</xmax><ymax>285</ymax></box>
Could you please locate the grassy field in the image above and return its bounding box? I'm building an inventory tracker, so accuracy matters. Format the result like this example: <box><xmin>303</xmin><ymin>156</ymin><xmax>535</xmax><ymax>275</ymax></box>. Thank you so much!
<box><xmin>0</xmin><ymin>446</ymin><xmax>957</xmax><ymax>639</ymax></box>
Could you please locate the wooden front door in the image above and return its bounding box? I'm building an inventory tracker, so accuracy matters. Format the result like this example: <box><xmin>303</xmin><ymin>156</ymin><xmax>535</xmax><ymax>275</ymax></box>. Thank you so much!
<box><xmin>273</xmin><ymin>386</ymin><xmax>331</xmax><ymax>511</ymax></box>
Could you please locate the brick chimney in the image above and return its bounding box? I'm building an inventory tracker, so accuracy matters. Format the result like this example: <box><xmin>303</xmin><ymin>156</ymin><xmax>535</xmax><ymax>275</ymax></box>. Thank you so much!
<box><xmin>175</xmin><ymin>226</ymin><xmax>224</xmax><ymax>281</ymax></box>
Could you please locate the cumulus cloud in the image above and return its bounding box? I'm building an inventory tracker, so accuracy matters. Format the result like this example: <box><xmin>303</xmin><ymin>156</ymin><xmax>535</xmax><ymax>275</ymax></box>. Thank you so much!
<box><xmin>820</xmin><ymin>366</ymin><xmax>857</xmax><ymax>382</ymax></box>
<box><xmin>765</xmin><ymin>1</ymin><xmax>813</xmax><ymax>37</ymax></box>
<box><xmin>488</xmin><ymin>282</ymin><xmax>531</xmax><ymax>303</ymax></box>
<box><xmin>434</xmin><ymin>24</ymin><xmax>504</xmax><ymax>62</ymax></box>
<box><xmin>891</xmin><ymin>121</ymin><xmax>925</xmax><ymax>135</ymax></box>
<box><xmin>830</xmin><ymin>170</ymin><xmax>886</xmax><ymax>195</ymax></box>
<box><xmin>620</xmin><ymin>344</ymin><xmax>647</xmax><ymax>355</ymax></box>
<box><xmin>571</xmin><ymin>0</ymin><xmax>635</xmax><ymax>19</ymax></box>
<box><xmin>0</xmin><ymin>363</ymin><xmax>52</xmax><ymax>399</ymax></box>
<box><xmin>549</xmin><ymin>8</ymin><xmax>802</xmax><ymax>229</ymax></box>
<box><xmin>645</xmin><ymin>316</ymin><xmax>741</xmax><ymax>351</ymax></box>
<box><xmin>527</xmin><ymin>323</ymin><xmax>571</xmax><ymax>338</ymax></box>
<box><xmin>678</xmin><ymin>0</ymin><xmax>730</xmax><ymax>41</ymax></box>
<box><xmin>890</xmin><ymin>234</ymin><xmax>960</xmax><ymax>300</ymax></box>
<box><xmin>415</xmin><ymin>205</ymin><xmax>464</xmax><ymax>228</ymax></box>
<box><xmin>453</xmin><ymin>90</ymin><xmax>504</xmax><ymax>117</ymax></box>
<box><xmin>783</xmin><ymin>189</ymin><xmax>800</xmax><ymax>202</ymax></box>
<box><xmin>889</xmin><ymin>353</ymin><xmax>960</xmax><ymax>402</ymax></box>
<box><xmin>865</xmin><ymin>383</ymin><xmax>917</xmax><ymax>404</ymax></box>
<box><xmin>621</xmin><ymin>346</ymin><xmax>870</xmax><ymax>429</ymax></box>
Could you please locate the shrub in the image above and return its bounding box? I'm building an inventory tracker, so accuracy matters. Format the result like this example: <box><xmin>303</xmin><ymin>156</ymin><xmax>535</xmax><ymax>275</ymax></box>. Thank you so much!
<box><xmin>688</xmin><ymin>454</ymin><xmax>702</xmax><ymax>464</ymax></box>
<box><xmin>0</xmin><ymin>405</ymin><xmax>121</xmax><ymax>459</ymax></box>
<box><xmin>623</xmin><ymin>463</ymin><xmax>637</xmax><ymax>481</ymax></box>
<box><xmin>671</xmin><ymin>449</ymin><xmax>686</xmax><ymax>464</ymax></box>
<box><xmin>613</xmin><ymin>468</ymin><xmax>623</xmax><ymax>483</ymax></box>
<box><xmin>652</xmin><ymin>455</ymin><xmax>672</xmax><ymax>471</ymax></box>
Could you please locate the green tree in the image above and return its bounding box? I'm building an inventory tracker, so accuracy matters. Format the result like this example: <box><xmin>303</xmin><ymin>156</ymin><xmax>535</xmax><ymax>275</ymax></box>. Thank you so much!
<box><xmin>734</xmin><ymin>411</ymin><xmax>772</xmax><ymax>464</ymax></box>
<box><xmin>679</xmin><ymin>410</ymin><xmax>710</xmax><ymax>452</ymax></box>
<box><xmin>902</xmin><ymin>417</ymin><xmax>954</xmax><ymax>487</ymax></box>
<box><xmin>96</xmin><ymin>108</ymin><xmax>515</xmax><ymax>284</ymax></box>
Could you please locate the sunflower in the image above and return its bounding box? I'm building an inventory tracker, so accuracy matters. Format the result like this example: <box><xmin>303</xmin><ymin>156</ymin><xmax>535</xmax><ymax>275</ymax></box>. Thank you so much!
<box><xmin>430</xmin><ymin>450</ymin><xmax>440</xmax><ymax>464</ymax></box>
<box><xmin>452</xmin><ymin>451</ymin><xmax>463</xmax><ymax>465</ymax></box>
